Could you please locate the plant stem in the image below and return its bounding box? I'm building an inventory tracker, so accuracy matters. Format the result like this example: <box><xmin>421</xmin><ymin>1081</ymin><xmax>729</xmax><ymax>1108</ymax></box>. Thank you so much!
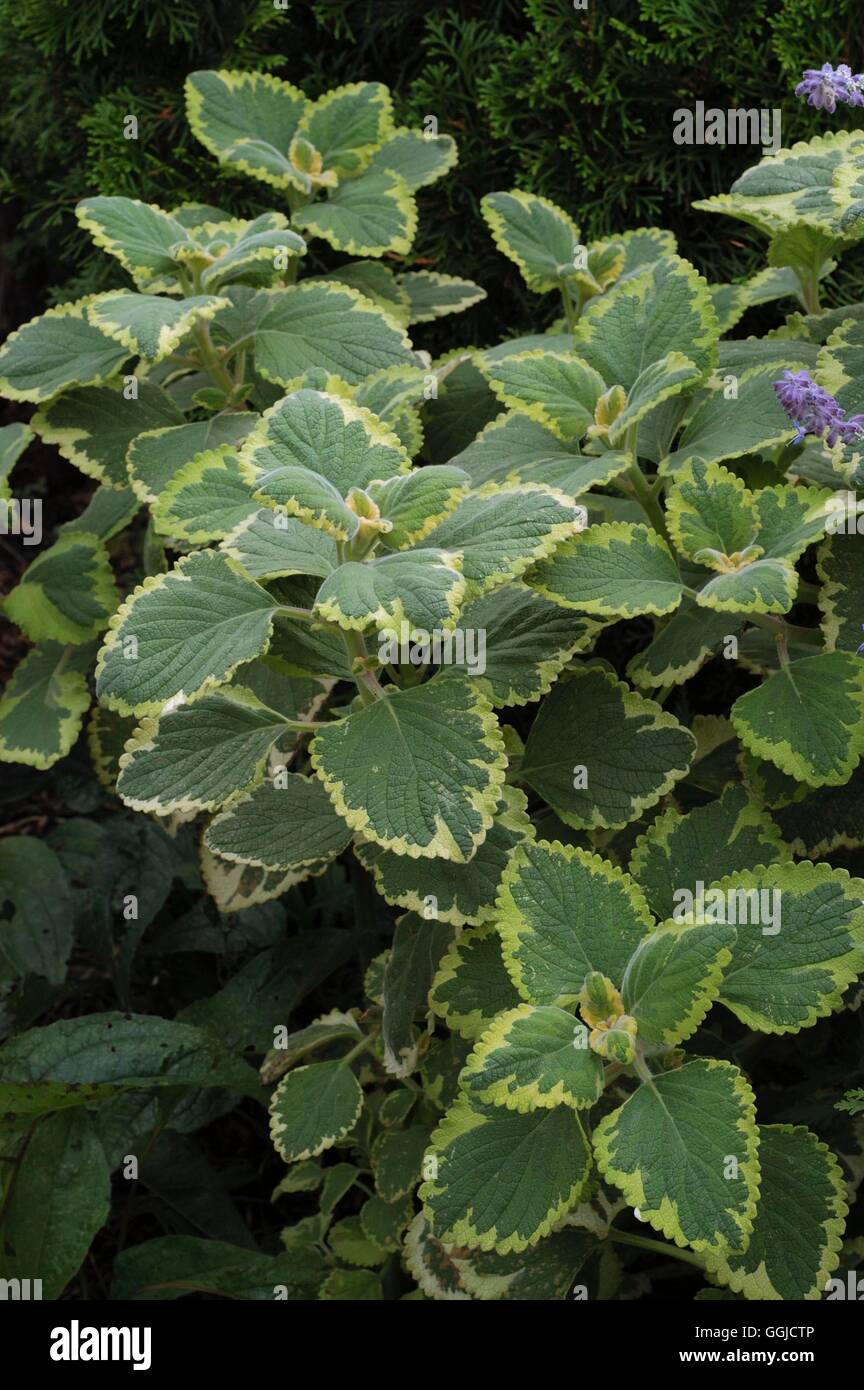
<box><xmin>680</xmin><ymin>588</ymin><xmax>822</xmax><ymax>646</ymax></box>
<box><xmin>626</xmin><ymin>455</ymin><xmax>671</xmax><ymax>544</ymax></box>
<box><xmin>342</xmin><ymin>630</ymin><xmax>386</xmax><ymax>705</ymax></box>
<box><xmin>776</xmin><ymin>631</ymin><xmax>791</xmax><ymax>668</ymax></box>
<box><xmin>746</xmin><ymin>611</ymin><xmax>822</xmax><ymax>645</ymax></box>
<box><xmin>338</xmin><ymin>1034</ymin><xmax>376</xmax><ymax>1069</ymax></box>
<box><xmin>607</xmin><ymin>1228</ymin><xmax>705</xmax><ymax>1270</ymax></box>
<box><xmin>276</xmin><ymin>604</ymin><xmax>316</xmax><ymax>623</ymax></box>
<box><xmin>561</xmin><ymin>282</ymin><xmax>579</xmax><ymax>331</ymax></box>
<box><xmin>798</xmin><ymin>263</ymin><xmax>822</xmax><ymax>316</ymax></box>
<box><xmin>191</xmin><ymin>318</ymin><xmax>235</xmax><ymax>397</ymax></box>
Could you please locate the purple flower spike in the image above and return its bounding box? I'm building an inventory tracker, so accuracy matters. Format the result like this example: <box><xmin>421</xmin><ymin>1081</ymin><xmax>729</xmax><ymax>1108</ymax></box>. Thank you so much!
<box><xmin>773</xmin><ymin>369</ymin><xmax>862</xmax><ymax>448</ymax></box>
<box><xmin>796</xmin><ymin>62</ymin><xmax>864</xmax><ymax>111</ymax></box>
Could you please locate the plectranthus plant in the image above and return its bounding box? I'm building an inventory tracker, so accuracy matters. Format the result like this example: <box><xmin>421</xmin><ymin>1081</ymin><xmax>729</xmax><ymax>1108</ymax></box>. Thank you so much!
<box><xmin>0</xmin><ymin>68</ymin><xmax>483</xmax><ymax>777</ymax></box>
<box><xmin>3</xmin><ymin>82</ymin><xmax>864</xmax><ymax>1303</ymax></box>
<box><xmin>259</xmin><ymin>138</ymin><xmax>864</xmax><ymax>1299</ymax></box>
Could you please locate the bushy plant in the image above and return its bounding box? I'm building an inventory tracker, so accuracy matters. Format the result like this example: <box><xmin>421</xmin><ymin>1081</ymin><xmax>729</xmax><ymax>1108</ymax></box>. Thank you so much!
<box><xmin>7</xmin><ymin>0</ymin><xmax>864</xmax><ymax>343</ymax></box>
<box><xmin>2</xmin><ymin>68</ymin><xmax>864</xmax><ymax>1302</ymax></box>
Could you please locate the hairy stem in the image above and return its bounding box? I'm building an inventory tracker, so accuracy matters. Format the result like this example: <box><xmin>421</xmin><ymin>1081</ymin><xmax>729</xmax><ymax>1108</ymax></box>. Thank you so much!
<box><xmin>607</xmin><ymin>1228</ymin><xmax>705</xmax><ymax>1270</ymax></box>
<box><xmin>191</xmin><ymin>318</ymin><xmax>236</xmax><ymax>398</ymax></box>
<box><xmin>625</xmin><ymin>453</ymin><xmax>671</xmax><ymax>544</ymax></box>
<box><xmin>342</xmin><ymin>629</ymin><xmax>386</xmax><ymax>705</ymax></box>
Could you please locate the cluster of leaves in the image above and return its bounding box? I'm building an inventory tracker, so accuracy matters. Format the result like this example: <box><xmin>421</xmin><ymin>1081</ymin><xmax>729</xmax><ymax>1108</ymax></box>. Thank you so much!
<box><xmin>7</xmin><ymin>0</ymin><xmax>864</xmax><ymax>345</ymax></box>
<box><xmin>3</xmin><ymin>70</ymin><xmax>864</xmax><ymax>1301</ymax></box>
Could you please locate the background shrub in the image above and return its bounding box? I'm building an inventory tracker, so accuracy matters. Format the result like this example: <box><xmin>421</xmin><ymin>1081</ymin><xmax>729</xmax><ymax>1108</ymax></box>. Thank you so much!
<box><xmin>4</xmin><ymin>0</ymin><xmax>864</xmax><ymax>343</ymax></box>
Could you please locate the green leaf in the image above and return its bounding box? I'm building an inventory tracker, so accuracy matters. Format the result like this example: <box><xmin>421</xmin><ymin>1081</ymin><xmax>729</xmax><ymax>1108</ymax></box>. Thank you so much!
<box><xmin>315</xmin><ymin>549</ymin><xmax>465</xmax><ymax>634</ymax></box>
<box><xmin>0</xmin><ymin>642</ymin><xmax>90</xmax><ymax>770</ymax></box>
<box><xmin>767</xmin><ymin>223</ymin><xmax>839</xmax><ymax>278</ymax></box>
<box><xmin>221</xmin><ymin>508</ymin><xmax>338</xmax><ymax>581</ymax></box>
<box><xmin>0</xmin><ymin>1109</ymin><xmax>110</xmax><ymax>1299</ymax></box>
<box><xmin>704</xmin><ymin>1125</ymin><xmax>847</xmax><ymax>1300</ymax></box>
<box><xmin>442</xmin><ymin>585</ymin><xmax>603</xmax><ymax>707</ymax></box>
<box><xmin>370</xmin><ymin>466</ymin><xmax>469</xmax><ymax>550</ymax></box>
<box><xmin>358</xmin><ymin>787</ymin><xmax>533</xmax><ymax>927</ymax></box>
<box><xmin>709</xmin><ymin>283</ymin><xmax>750</xmax><ymax>334</ymax></box>
<box><xmin>61</xmin><ymin>485</ymin><xmax>139</xmax><ymax>542</ymax></box>
<box><xmin>269</xmin><ymin>1060</ymin><xmax>363</xmax><ymax>1162</ymax></box>
<box><xmin>622</xmin><ymin>920</ymin><xmax>735</xmax><ymax>1048</ymax></box>
<box><xmin>817</xmin><ymin>535</ymin><xmax>864</xmax><ymax>652</ymax></box>
<box><xmin>572</xmin><ymin>255</ymin><xmax>718</xmax><ymax>393</ymax></box>
<box><xmin>381</xmin><ymin>914</ymin><xmax>452</xmax><ymax>1076</ymax></box>
<box><xmin>618</xmin><ymin>226</ymin><xmax>678</xmax><ymax>276</ymax></box>
<box><xmin>152</xmin><ymin>446</ymin><xmax>254</xmax><ymax>543</ymax></box>
<box><xmin>76</xmin><ymin>195</ymin><xmax>192</xmax><ymax>290</ymax></box>
<box><xmin>452</xmin><ymin>1227</ymin><xmax>596</xmax><ymax>1301</ymax></box>
<box><xmin>328</xmin><ymin>1215</ymin><xmax>387</xmax><ymax>1268</ymax></box>
<box><xmin>481</xmin><ymin>191</ymin><xmax>581</xmax><ymax>293</ymax></box>
<box><xmin>373</xmin><ymin>1124</ymin><xmax>433</xmax><ymax>1201</ymax></box>
<box><xmin>361</xmin><ymin>1193</ymin><xmax>413</xmax><ymax>1251</ymax></box>
<box><xmin>294</xmin><ymin>168</ymin><xmax>416</xmax><ymax>256</ymax></box>
<box><xmin>520</xmin><ymin>667</ymin><xmax>696</xmax><ymax>831</ymax></box>
<box><xmin>449</xmin><ymin>409</ymin><xmax>623</xmax><ymax>493</ymax></box>
<box><xmin>4</xmin><ymin>533</ymin><xmax>116</xmax><ymax>644</ymax></box>
<box><xmin>127</xmin><ymin>413</ymin><xmax>258</xmax><ymax>504</ymax></box>
<box><xmin>629</xmin><ymin>783</ymin><xmax>790</xmax><ymax>921</ymax></box>
<box><xmin>420</xmin><ymin>1094</ymin><xmax>593</xmax><ymax>1253</ymax></box>
<box><xmin>417</xmin><ymin>485</ymin><xmax>581</xmax><ymax>598</ymax></box>
<box><xmin>528</xmin><ymin>522</ymin><xmax>683</xmax><ymax>617</ymax></box>
<box><xmin>754</xmin><ymin>483</ymin><xmax>835</xmax><ymax>563</ymax></box>
<box><xmin>116</xmin><ymin>688</ymin><xmax>292</xmax><ymax>814</ymax></box>
<box><xmin>693</xmin><ymin>130</ymin><xmax>864</xmax><ymax>236</ymax></box>
<box><xmin>626</xmin><ymin>599</ymin><xmax>731</xmax><ymax>689</ymax></box>
<box><xmin>95</xmin><ymin>550</ymin><xmax>279</xmax><ymax>715</ymax></box>
<box><xmin>429</xmin><ymin>924</ymin><xmax>522</xmax><ymax>1039</ymax></box>
<box><xmin>694</xmin><ymin>559</ymin><xmax>798</xmax><ymax>616</ymax></box>
<box><xmin>185</xmin><ymin>69</ymin><xmax>308</xmax><ymax>191</ymax></box>
<box><xmin>661</xmin><ymin>366</ymin><xmax>797</xmax><ymax>474</ymax></box>
<box><xmin>714</xmin><ymin>860</ymin><xmax>864</xmax><ymax>1033</ymax></box>
<box><xmin>202</xmin><ymin>227</ymin><xmax>306</xmax><ymax>292</ymax></box>
<box><xmin>667</xmin><ymin>460</ymin><xmax>759</xmax><ymax>565</ymax></box>
<box><xmin>479</xmin><ymin>349</ymin><xmax>604</xmax><ymax>439</ymax></box>
<box><xmin>311</xmin><ymin>678</ymin><xmax>505</xmax><ymax>861</ymax></box>
<box><xmin>200</xmin><ymin>849</ymin><xmax>314</xmax><ymax>913</ymax></box>
<box><xmin>321</xmin><ymin>261</ymin><xmax>409</xmax><ymax>320</ymax></box>
<box><xmin>260</xmin><ymin>1013</ymin><xmax>361</xmax><ymax>1084</ymax></box>
<box><xmin>0</xmin><ymin>1012</ymin><xmax>264</xmax><ymax>1104</ymax></box>
<box><xmin>608</xmin><ymin>352</ymin><xmax>703</xmax><ymax>444</ymax></box>
<box><xmin>772</xmin><ymin>765</ymin><xmax>864</xmax><ymax>856</ymax></box>
<box><xmin>253</xmin><ymin>466</ymin><xmax>361</xmax><ymax>541</ymax></box>
<box><xmin>251</xmin><ymin>281</ymin><xmax>416</xmax><ymax>389</ymax></box>
<box><xmin>0</xmin><ymin>297</ymin><xmax>128</xmax><ymax>402</ymax></box>
<box><xmin>368</xmin><ymin>128</ymin><xmax>457</xmax><ymax>190</ymax></box>
<box><xmin>460</xmin><ymin>1004</ymin><xmax>603</xmax><ymax>1113</ymax></box>
<box><xmin>113</xmin><ymin>1235</ymin><xmax>326</xmax><ymax>1300</ymax></box>
<box><xmin>397</xmin><ymin>271</ymin><xmax>485</xmax><ymax>324</ymax></box>
<box><xmin>594</xmin><ymin>1058</ymin><xmax>759</xmax><ymax>1253</ymax></box>
<box><xmin>0</xmin><ymin>422</ymin><xmax>33</xmax><ymax>496</ymax></box>
<box><xmin>204</xmin><ymin>774</ymin><xmax>353</xmax><ymax>871</ymax></box>
<box><xmin>421</xmin><ymin>355</ymin><xmax>501</xmax><ymax>463</ymax></box>
<box><xmin>498</xmin><ymin>838</ymin><xmax>654</xmax><ymax>1007</ymax></box>
<box><xmin>89</xmin><ymin>292</ymin><xmax>228</xmax><ymax>361</ymax></box>
<box><xmin>0</xmin><ymin>838</ymin><xmax>73</xmax><ymax>984</ymax></box>
<box><xmin>241</xmin><ymin>387</ymin><xmax>410</xmax><ymax>496</ymax></box>
<box><xmin>816</xmin><ymin>314</ymin><xmax>864</xmax><ymax>417</ymax></box>
<box><xmin>403</xmin><ymin>1214</ymin><xmax>470</xmax><ymax>1300</ymax></box>
<box><xmin>730</xmin><ymin>651</ymin><xmax>864</xmax><ymax>786</ymax></box>
<box><xmin>32</xmin><ymin>379</ymin><xmax>183</xmax><ymax>489</ymax></box>
<box><xmin>295</xmin><ymin>81</ymin><xmax>394</xmax><ymax>177</ymax></box>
